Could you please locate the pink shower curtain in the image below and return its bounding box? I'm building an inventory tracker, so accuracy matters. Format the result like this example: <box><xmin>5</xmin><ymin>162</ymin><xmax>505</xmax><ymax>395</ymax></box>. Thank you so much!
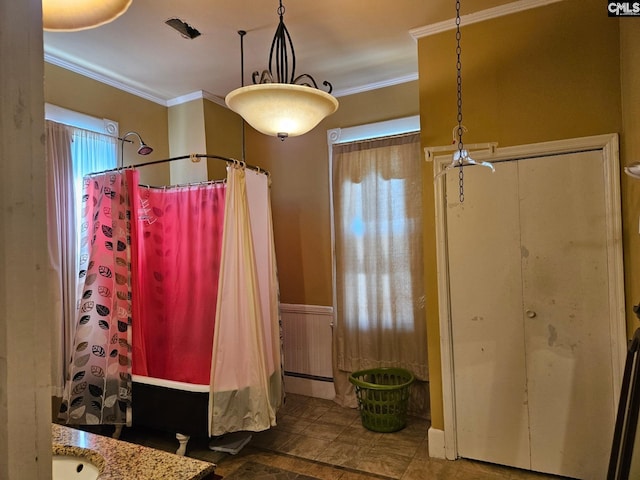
<box><xmin>131</xmin><ymin>182</ymin><xmax>226</xmax><ymax>385</ymax></box>
<box><xmin>59</xmin><ymin>169</ymin><xmax>138</xmax><ymax>425</ymax></box>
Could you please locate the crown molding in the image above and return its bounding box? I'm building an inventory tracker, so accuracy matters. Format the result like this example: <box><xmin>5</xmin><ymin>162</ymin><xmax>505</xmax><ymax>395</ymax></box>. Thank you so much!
<box><xmin>46</xmin><ymin>48</ymin><xmax>419</xmax><ymax>107</ymax></box>
<box><xmin>165</xmin><ymin>91</ymin><xmax>203</xmax><ymax>106</ymax></box>
<box><xmin>332</xmin><ymin>72</ymin><xmax>419</xmax><ymax>98</ymax></box>
<box><xmin>166</xmin><ymin>90</ymin><xmax>225</xmax><ymax>107</ymax></box>
<box><xmin>409</xmin><ymin>0</ymin><xmax>565</xmax><ymax>39</ymax></box>
<box><xmin>44</xmin><ymin>52</ymin><xmax>169</xmax><ymax>106</ymax></box>
<box><xmin>202</xmin><ymin>91</ymin><xmax>226</xmax><ymax>107</ymax></box>
<box><xmin>45</xmin><ymin>52</ymin><xmax>230</xmax><ymax>108</ymax></box>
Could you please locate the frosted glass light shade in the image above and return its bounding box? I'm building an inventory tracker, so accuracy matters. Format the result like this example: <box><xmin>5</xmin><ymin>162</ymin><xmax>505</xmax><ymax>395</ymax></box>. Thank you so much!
<box><xmin>43</xmin><ymin>0</ymin><xmax>132</xmax><ymax>32</ymax></box>
<box><xmin>225</xmin><ymin>83</ymin><xmax>339</xmax><ymax>138</ymax></box>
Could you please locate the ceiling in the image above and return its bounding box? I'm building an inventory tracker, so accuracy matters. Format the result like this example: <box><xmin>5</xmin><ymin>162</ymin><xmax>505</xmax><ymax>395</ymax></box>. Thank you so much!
<box><xmin>43</xmin><ymin>0</ymin><xmax>518</xmax><ymax>105</ymax></box>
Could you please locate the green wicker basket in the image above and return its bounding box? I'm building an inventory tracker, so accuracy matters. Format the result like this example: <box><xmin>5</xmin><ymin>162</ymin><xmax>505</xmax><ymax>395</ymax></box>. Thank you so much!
<box><xmin>349</xmin><ymin>367</ymin><xmax>415</xmax><ymax>433</ymax></box>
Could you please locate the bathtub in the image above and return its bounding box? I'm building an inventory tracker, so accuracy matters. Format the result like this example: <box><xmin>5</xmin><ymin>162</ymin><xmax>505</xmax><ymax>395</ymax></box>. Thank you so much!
<box><xmin>117</xmin><ymin>375</ymin><xmax>210</xmax><ymax>455</ymax></box>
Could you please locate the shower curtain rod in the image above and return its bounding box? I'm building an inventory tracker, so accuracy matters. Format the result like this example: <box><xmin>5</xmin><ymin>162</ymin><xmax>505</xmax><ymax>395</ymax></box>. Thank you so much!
<box><xmin>88</xmin><ymin>153</ymin><xmax>268</xmax><ymax>177</ymax></box>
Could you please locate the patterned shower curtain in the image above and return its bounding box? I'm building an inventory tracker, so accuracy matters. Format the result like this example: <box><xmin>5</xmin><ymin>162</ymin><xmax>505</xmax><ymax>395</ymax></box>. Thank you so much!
<box><xmin>59</xmin><ymin>170</ymin><xmax>138</xmax><ymax>425</ymax></box>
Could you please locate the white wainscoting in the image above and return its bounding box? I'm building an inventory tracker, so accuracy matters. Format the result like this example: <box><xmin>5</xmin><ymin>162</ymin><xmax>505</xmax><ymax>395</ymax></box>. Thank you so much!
<box><xmin>280</xmin><ymin>303</ymin><xmax>335</xmax><ymax>400</ymax></box>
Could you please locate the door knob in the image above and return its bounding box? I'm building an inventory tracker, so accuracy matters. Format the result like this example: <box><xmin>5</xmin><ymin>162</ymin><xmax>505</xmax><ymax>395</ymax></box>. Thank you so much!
<box><xmin>526</xmin><ymin>310</ymin><xmax>537</xmax><ymax>318</ymax></box>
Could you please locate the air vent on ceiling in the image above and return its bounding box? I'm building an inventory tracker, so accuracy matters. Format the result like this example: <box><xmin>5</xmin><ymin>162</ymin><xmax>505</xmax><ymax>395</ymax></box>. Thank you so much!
<box><xmin>165</xmin><ymin>18</ymin><xmax>201</xmax><ymax>39</ymax></box>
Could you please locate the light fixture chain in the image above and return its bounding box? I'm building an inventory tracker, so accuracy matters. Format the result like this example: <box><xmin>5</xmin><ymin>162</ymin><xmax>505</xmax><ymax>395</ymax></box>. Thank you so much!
<box><xmin>456</xmin><ymin>0</ymin><xmax>464</xmax><ymax>203</ymax></box>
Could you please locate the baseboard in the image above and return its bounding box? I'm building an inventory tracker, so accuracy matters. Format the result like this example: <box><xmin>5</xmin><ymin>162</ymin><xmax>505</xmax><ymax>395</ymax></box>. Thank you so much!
<box><xmin>428</xmin><ymin>427</ymin><xmax>447</xmax><ymax>459</ymax></box>
<box><xmin>279</xmin><ymin>303</ymin><xmax>333</xmax><ymax>315</ymax></box>
<box><xmin>284</xmin><ymin>375</ymin><xmax>335</xmax><ymax>400</ymax></box>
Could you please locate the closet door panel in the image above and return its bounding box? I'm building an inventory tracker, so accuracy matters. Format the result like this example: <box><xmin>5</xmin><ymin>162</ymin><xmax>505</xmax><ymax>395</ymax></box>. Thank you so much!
<box><xmin>518</xmin><ymin>151</ymin><xmax>615</xmax><ymax>479</ymax></box>
<box><xmin>447</xmin><ymin>162</ymin><xmax>531</xmax><ymax>469</ymax></box>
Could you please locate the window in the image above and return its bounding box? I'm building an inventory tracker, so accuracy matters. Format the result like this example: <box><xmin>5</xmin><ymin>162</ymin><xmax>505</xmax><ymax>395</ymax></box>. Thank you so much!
<box><xmin>329</xmin><ymin>117</ymin><xmax>427</xmax><ymax>378</ymax></box>
<box><xmin>46</xmin><ymin>105</ymin><xmax>118</xmax><ymax>395</ymax></box>
<box><xmin>342</xmin><ymin>175</ymin><xmax>417</xmax><ymax>331</ymax></box>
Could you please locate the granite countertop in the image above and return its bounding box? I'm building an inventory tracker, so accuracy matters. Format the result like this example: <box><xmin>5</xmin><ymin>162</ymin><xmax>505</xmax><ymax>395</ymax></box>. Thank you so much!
<box><xmin>52</xmin><ymin>423</ymin><xmax>216</xmax><ymax>480</ymax></box>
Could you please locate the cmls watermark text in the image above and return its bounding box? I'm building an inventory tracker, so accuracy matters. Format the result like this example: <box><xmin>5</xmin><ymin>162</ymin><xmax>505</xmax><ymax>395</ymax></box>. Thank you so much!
<box><xmin>609</xmin><ymin>2</ymin><xmax>640</xmax><ymax>16</ymax></box>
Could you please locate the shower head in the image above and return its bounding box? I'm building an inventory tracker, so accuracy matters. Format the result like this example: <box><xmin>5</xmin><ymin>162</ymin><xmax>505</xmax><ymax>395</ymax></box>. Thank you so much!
<box><xmin>122</xmin><ymin>131</ymin><xmax>153</xmax><ymax>156</ymax></box>
<box><xmin>137</xmin><ymin>142</ymin><xmax>153</xmax><ymax>156</ymax></box>
<box><xmin>119</xmin><ymin>131</ymin><xmax>153</xmax><ymax>168</ymax></box>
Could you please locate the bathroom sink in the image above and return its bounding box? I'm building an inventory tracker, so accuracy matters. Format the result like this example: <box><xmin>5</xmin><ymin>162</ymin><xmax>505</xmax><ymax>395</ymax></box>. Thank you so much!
<box><xmin>52</xmin><ymin>455</ymin><xmax>100</xmax><ymax>480</ymax></box>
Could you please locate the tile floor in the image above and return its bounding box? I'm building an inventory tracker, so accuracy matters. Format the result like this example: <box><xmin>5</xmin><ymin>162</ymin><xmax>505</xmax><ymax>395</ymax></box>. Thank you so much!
<box><xmin>119</xmin><ymin>393</ymin><xmax>571</xmax><ymax>479</ymax></box>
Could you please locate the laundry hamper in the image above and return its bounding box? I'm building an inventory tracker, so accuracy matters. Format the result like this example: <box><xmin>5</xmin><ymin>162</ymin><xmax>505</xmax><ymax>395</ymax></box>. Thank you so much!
<box><xmin>349</xmin><ymin>367</ymin><xmax>415</xmax><ymax>433</ymax></box>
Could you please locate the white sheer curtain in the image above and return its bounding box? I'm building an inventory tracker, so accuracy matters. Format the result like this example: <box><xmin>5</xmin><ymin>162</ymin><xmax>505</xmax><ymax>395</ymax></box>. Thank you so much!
<box><xmin>46</xmin><ymin>120</ymin><xmax>117</xmax><ymax>396</ymax></box>
<box><xmin>332</xmin><ymin>132</ymin><xmax>429</xmax><ymax>417</ymax></box>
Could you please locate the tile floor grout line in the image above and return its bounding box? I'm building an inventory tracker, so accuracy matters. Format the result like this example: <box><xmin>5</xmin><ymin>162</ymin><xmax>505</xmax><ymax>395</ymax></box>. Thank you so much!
<box><xmin>250</xmin><ymin>444</ymin><xmax>400</xmax><ymax>480</ymax></box>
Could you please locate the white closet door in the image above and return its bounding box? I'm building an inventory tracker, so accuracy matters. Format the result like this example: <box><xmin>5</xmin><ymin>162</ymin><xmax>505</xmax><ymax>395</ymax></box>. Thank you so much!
<box><xmin>519</xmin><ymin>151</ymin><xmax>615</xmax><ymax>479</ymax></box>
<box><xmin>446</xmin><ymin>161</ymin><xmax>531</xmax><ymax>469</ymax></box>
<box><xmin>447</xmin><ymin>150</ymin><xmax>616</xmax><ymax>479</ymax></box>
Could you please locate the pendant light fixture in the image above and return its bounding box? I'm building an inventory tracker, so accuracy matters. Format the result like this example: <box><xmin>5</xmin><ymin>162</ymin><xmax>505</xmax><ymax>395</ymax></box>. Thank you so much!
<box><xmin>42</xmin><ymin>0</ymin><xmax>132</xmax><ymax>32</ymax></box>
<box><xmin>225</xmin><ymin>0</ymin><xmax>339</xmax><ymax>140</ymax></box>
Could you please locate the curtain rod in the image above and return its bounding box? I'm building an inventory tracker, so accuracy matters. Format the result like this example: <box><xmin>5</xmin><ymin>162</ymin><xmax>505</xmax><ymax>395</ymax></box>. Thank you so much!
<box><xmin>89</xmin><ymin>153</ymin><xmax>268</xmax><ymax>176</ymax></box>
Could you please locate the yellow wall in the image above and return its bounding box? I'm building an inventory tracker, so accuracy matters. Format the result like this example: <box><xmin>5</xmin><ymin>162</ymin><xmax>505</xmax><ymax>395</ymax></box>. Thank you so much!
<box><xmin>165</xmin><ymin>98</ymin><xmax>242</xmax><ymax>182</ymax></box>
<box><xmin>167</xmin><ymin>99</ymin><xmax>209</xmax><ymax>183</ymax></box>
<box><xmin>418</xmin><ymin>0</ymin><xmax>623</xmax><ymax>430</ymax></box>
<box><xmin>244</xmin><ymin>81</ymin><xmax>421</xmax><ymax>306</ymax></box>
<box><xmin>419</xmin><ymin>1</ymin><xmax>620</xmax><ymax>147</ymax></box>
<box><xmin>167</xmin><ymin>99</ymin><xmax>206</xmax><ymax>157</ymax></box>
<box><xmin>44</xmin><ymin>63</ymin><xmax>170</xmax><ymax>186</ymax></box>
<box><xmin>203</xmin><ymin>98</ymin><xmax>243</xmax><ymax>180</ymax></box>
